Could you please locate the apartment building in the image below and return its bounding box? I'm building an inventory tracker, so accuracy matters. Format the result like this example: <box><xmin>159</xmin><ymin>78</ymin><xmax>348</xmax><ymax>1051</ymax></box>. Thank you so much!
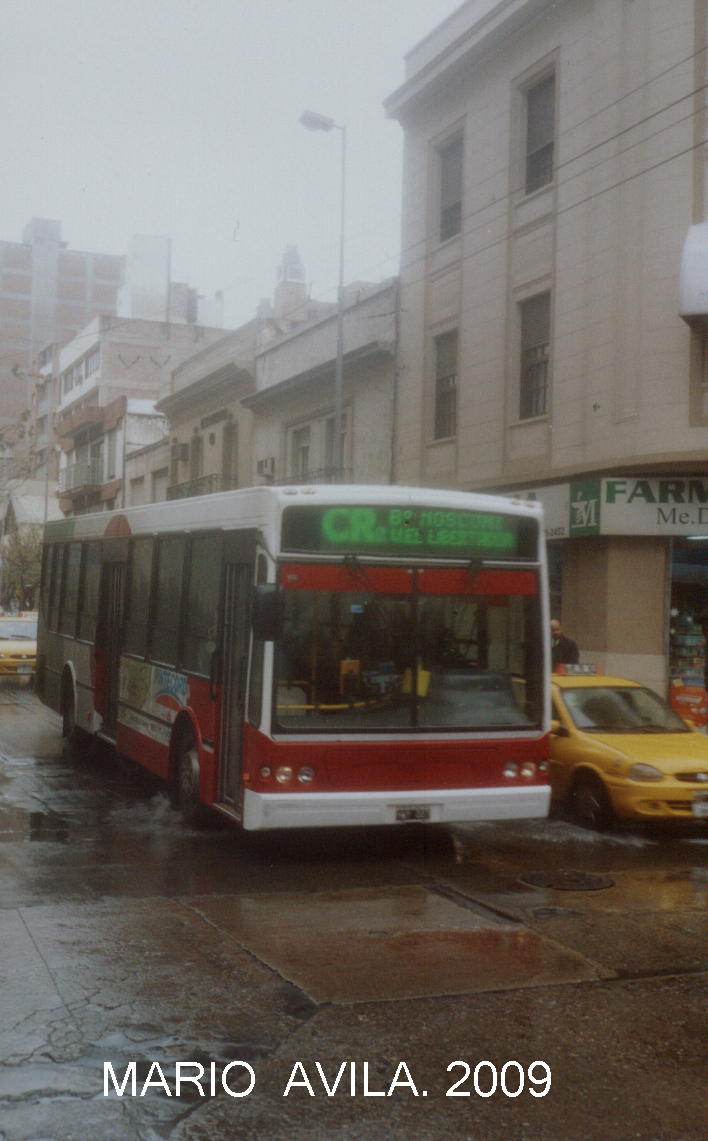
<box><xmin>54</xmin><ymin>315</ymin><xmax>226</xmax><ymax>514</ymax></box>
<box><xmin>0</xmin><ymin>218</ymin><xmax>124</xmax><ymax>424</ymax></box>
<box><xmin>385</xmin><ymin>0</ymin><xmax>708</xmax><ymax>699</ymax></box>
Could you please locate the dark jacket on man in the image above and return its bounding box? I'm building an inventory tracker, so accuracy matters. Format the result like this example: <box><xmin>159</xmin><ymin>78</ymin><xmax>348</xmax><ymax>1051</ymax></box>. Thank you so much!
<box><xmin>552</xmin><ymin>633</ymin><xmax>579</xmax><ymax>667</ymax></box>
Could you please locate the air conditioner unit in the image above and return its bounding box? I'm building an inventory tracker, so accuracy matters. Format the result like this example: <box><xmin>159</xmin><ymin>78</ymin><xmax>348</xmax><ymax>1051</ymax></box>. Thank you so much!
<box><xmin>256</xmin><ymin>456</ymin><xmax>275</xmax><ymax>477</ymax></box>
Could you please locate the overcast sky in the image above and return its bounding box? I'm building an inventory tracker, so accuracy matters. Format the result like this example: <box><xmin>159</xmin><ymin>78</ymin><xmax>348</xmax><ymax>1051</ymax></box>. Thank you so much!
<box><xmin>2</xmin><ymin>0</ymin><xmax>464</xmax><ymax>327</ymax></box>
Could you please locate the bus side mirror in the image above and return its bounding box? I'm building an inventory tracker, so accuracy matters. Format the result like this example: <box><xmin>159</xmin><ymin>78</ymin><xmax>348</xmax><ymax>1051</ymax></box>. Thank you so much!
<box><xmin>252</xmin><ymin>584</ymin><xmax>282</xmax><ymax>641</ymax></box>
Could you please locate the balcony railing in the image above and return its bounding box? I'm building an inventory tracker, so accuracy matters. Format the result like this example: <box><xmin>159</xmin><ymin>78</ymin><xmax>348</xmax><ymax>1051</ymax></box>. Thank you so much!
<box><xmin>166</xmin><ymin>474</ymin><xmax>239</xmax><ymax>500</ymax></box>
<box><xmin>59</xmin><ymin>459</ymin><xmax>103</xmax><ymax>493</ymax></box>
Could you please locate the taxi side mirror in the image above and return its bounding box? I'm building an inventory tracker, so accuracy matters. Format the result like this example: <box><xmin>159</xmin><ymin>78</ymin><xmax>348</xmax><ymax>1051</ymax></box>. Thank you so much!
<box><xmin>551</xmin><ymin>718</ymin><xmax>568</xmax><ymax>737</ymax></box>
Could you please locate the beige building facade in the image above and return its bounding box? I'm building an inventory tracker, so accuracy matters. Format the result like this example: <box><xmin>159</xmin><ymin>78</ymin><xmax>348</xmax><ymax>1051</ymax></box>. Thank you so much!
<box><xmin>154</xmin><ymin>324</ymin><xmax>259</xmax><ymax>502</ymax></box>
<box><xmin>386</xmin><ymin>0</ymin><xmax>708</xmax><ymax>699</ymax></box>
<box><xmin>246</xmin><ymin>280</ymin><xmax>398</xmax><ymax>486</ymax></box>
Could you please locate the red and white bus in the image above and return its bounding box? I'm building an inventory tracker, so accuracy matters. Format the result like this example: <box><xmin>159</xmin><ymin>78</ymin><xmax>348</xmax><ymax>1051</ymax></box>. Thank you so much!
<box><xmin>36</xmin><ymin>484</ymin><xmax>551</xmax><ymax>829</ymax></box>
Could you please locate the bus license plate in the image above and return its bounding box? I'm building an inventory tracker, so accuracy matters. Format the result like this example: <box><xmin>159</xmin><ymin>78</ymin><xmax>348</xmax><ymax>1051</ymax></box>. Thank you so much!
<box><xmin>395</xmin><ymin>805</ymin><xmax>431</xmax><ymax>822</ymax></box>
<box><xmin>692</xmin><ymin>793</ymin><xmax>708</xmax><ymax>819</ymax></box>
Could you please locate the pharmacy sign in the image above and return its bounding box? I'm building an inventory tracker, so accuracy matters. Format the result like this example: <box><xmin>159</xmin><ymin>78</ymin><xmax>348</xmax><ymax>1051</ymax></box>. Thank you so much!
<box><xmin>515</xmin><ymin>477</ymin><xmax>708</xmax><ymax>538</ymax></box>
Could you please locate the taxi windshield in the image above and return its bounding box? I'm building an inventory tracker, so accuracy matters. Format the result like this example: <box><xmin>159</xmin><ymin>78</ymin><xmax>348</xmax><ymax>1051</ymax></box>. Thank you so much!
<box><xmin>561</xmin><ymin>685</ymin><xmax>690</xmax><ymax>733</ymax></box>
<box><xmin>0</xmin><ymin>619</ymin><xmax>37</xmax><ymax>640</ymax></box>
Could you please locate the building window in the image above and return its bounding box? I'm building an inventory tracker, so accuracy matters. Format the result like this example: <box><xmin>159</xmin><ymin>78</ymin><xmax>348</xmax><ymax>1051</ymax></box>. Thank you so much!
<box><xmin>222</xmin><ymin>420</ymin><xmax>238</xmax><ymax>484</ymax></box>
<box><xmin>324</xmin><ymin>412</ymin><xmax>348</xmax><ymax>477</ymax></box>
<box><xmin>85</xmin><ymin>347</ymin><xmax>101</xmax><ymax>376</ymax></box>
<box><xmin>189</xmin><ymin>434</ymin><xmax>203</xmax><ymax>481</ymax></box>
<box><xmin>519</xmin><ymin>292</ymin><xmax>550</xmax><ymax>419</ymax></box>
<box><xmin>152</xmin><ymin>467</ymin><xmax>169</xmax><ymax>502</ymax></box>
<box><xmin>291</xmin><ymin>425</ymin><xmax>311</xmax><ymax>479</ymax></box>
<box><xmin>433</xmin><ymin>330</ymin><xmax>458</xmax><ymax>440</ymax></box>
<box><xmin>525</xmin><ymin>73</ymin><xmax>555</xmax><ymax>194</ymax></box>
<box><xmin>438</xmin><ymin>135</ymin><xmax>463</xmax><ymax>242</ymax></box>
<box><xmin>106</xmin><ymin>429</ymin><xmax>117</xmax><ymax>480</ymax></box>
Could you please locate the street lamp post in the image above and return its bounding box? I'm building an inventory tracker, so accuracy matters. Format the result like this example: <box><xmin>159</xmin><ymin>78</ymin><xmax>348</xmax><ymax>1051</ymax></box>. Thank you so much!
<box><xmin>300</xmin><ymin>109</ymin><xmax>346</xmax><ymax>482</ymax></box>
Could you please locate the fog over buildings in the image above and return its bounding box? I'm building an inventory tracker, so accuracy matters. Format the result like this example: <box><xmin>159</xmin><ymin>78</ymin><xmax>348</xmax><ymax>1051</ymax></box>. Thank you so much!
<box><xmin>1</xmin><ymin>0</ymin><xmax>463</xmax><ymax>329</ymax></box>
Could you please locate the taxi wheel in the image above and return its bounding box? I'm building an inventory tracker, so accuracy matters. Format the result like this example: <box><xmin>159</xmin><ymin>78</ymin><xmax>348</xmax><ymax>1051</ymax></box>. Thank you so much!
<box><xmin>570</xmin><ymin>772</ymin><xmax>614</xmax><ymax>831</ymax></box>
<box><xmin>175</xmin><ymin>728</ymin><xmax>207</xmax><ymax>827</ymax></box>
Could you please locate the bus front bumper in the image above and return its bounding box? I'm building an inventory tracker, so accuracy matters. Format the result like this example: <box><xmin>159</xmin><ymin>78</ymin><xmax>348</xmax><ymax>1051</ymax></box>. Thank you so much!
<box><xmin>242</xmin><ymin>785</ymin><xmax>550</xmax><ymax>831</ymax></box>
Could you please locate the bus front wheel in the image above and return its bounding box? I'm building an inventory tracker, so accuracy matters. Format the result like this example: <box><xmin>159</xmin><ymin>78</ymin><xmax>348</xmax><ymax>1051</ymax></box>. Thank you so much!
<box><xmin>175</xmin><ymin>728</ymin><xmax>206</xmax><ymax>827</ymax></box>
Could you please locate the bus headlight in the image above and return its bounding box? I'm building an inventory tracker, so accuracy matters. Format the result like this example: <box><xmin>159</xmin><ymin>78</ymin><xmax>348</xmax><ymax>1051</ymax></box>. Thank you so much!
<box><xmin>520</xmin><ymin>762</ymin><xmax>536</xmax><ymax>778</ymax></box>
<box><xmin>297</xmin><ymin>766</ymin><xmax>315</xmax><ymax>783</ymax></box>
<box><xmin>259</xmin><ymin>766</ymin><xmax>272</xmax><ymax>780</ymax></box>
<box><xmin>275</xmin><ymin>766</ymin><xmax>294</xmax><ymax>784</ymax></box>
<box><xmin>503</xmin><ymin>762</ymin><xmax>519</xmax><ymax>779</ymax></box>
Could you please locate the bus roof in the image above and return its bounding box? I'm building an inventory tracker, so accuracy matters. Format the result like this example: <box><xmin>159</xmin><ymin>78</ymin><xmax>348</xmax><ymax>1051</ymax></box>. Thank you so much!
<box><xmin>43</xmin><ymin>484</ymin><xmax>543</xmax><ymax>544</ymax></box>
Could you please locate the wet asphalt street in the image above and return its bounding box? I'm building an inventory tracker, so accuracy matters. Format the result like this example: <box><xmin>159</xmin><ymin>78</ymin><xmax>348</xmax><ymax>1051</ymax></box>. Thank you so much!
<box><xmin>0</xmin><ymin>682</ymin><xmax>706</xmax><ymax>1141</ymax></box>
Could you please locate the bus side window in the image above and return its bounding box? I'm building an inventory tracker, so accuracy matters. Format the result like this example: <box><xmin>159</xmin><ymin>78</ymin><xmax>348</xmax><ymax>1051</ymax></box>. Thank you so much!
<box><xmin>48</xmin><ymin>544</ymin><xmax>63</xmax><ymax>631</ymax></box>
<box><xmin>78</xmin><ymin>542</ymin><xmax>102</xmax><ymax>641</ymax></box>
<box><xmin>59</xmin><ymin>543</ymin><xmax>82</xmax><ymax>636</ymax></box>
<box><xmin>151</xmin><ymin>535</ymin><xmax>186</xmax><ymax>666</ymax></box>
<box><xmin>125</xmin><ymin>538</ymin><xmax>154</xmax><ymax>657</ymax></box>
<box><xmin>182</xmin><ymin>532</ymin><xmax>223</xmax><ymax>676</ymax></box>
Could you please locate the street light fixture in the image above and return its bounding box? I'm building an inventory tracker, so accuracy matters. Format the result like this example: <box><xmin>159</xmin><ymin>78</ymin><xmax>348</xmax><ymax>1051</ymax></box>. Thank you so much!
<box><xmin>300</xmin><ymin>108</ymin><xmax>346</xmax><ymax>482</ymax></box>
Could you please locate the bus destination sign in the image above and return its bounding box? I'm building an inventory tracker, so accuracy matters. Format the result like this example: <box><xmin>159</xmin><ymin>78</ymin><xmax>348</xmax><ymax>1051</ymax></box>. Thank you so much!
<box><xmin>282</xmin><ymin>504</ymin><xmax>528</xmax><ymax>558</ymax></box>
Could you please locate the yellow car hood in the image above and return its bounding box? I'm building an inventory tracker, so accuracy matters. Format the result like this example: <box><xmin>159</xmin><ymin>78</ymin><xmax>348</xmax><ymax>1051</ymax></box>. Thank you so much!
<box><xmin>587</xmin><ymin>730</ymin><xmax>708</xmax><ymax>773</ymax></box>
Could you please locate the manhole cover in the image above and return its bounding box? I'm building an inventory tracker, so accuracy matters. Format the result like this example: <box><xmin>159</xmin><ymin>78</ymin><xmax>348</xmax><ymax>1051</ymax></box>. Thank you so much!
<box><xmin>519</xmin><ymin>870</ymin><xmax>614</xmax><ymax>891</ymax></box>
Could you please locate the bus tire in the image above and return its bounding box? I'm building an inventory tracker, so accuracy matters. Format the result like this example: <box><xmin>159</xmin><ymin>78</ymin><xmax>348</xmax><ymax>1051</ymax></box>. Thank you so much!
<box><xmin>175</xmin><ymin>726</ymin><xmax>207</xmax><ymax>827</ymax></box>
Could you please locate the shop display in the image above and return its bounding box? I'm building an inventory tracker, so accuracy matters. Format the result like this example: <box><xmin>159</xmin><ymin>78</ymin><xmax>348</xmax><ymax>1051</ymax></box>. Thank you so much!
<box><xmin>669</xmin><ymin>611</ymin><xmax>707</xmax><ymax>728</ymax></box>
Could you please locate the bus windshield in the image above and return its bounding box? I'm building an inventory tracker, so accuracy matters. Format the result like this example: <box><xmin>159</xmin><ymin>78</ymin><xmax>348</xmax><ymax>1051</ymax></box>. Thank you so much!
<box><xmin>274</xmin><ymin>573</ymin><xmax>541</xmax><ymax>732</ymax></box>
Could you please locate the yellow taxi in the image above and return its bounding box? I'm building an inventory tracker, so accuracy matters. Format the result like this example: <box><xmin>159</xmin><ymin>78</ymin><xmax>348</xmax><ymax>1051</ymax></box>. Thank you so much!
<box><xmin>0</xmin><ymin>613</ymin><xmax>38</xmax><ymax>679</ymax></box>
<box><xmin>550</xmin><ymin>667</ymin><xmax>708</xmax><ymax>828</ymax></box>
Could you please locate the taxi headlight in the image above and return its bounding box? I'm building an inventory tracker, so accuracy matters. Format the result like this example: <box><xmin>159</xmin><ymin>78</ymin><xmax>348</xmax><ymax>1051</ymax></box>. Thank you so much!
<box><xmin>628</xmin><ymin>763</ymin><xmax>664</xmax><ymax>782</ymax></box>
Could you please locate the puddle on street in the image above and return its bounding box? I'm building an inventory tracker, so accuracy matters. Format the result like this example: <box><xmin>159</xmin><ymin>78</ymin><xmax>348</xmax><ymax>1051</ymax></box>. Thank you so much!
<box><xmin>191</xmin><ymin>885</ymin><xmax>606</xmax><ymax>1002</ymax></box>
<box><xmin>0</xmin><ymin>805</ymin><xmax>69</xmax><ymax>843</ymax></box>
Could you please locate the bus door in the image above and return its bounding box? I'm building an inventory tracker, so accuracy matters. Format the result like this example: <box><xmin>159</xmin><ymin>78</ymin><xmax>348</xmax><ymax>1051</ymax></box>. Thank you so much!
<box><xmin>95</xmin><ymin>559</ymin><xmax>126</xmax><ymax>739</ymax></box>
<box><xmin>216</xmin><ymin>539</ymin><xmax>254</xmax><ymax>813</ymax></box>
